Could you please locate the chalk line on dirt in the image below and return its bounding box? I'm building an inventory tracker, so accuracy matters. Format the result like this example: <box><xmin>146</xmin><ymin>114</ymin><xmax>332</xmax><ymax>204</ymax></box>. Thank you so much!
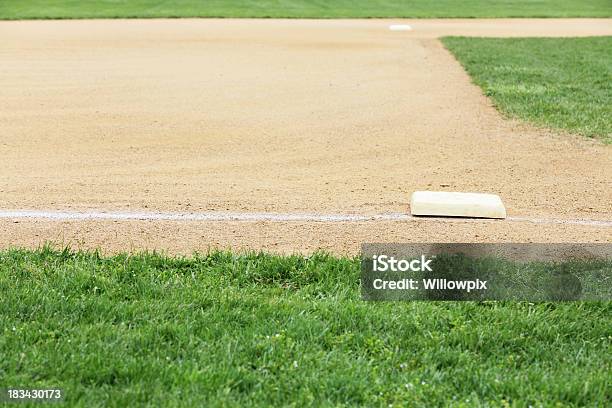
<box><xmin>0</xmin><ymin>210</ymin><xmax>610</xmax><ymax>227</ymax></box>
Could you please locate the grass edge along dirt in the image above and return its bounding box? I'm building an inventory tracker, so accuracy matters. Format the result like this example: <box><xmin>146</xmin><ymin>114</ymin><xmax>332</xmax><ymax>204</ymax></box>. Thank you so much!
<box><xmin>443</xmin><ymin>36</ymin><xmax>612</xmax><ymax>143</ymax></box>
<box><xmin>1</xmin><ymin>246</ymin><xmax>610</xmax><ymax>406</ymax></box>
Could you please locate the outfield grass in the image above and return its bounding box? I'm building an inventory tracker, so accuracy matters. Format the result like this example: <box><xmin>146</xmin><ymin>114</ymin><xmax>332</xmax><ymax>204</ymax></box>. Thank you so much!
<box><xmin>1</xmin><ymin>247</ymin><xmax>610</xmax><ymax>406</ymax></box>
<box><xmin>443</xmin><ymin>36</ymin><xmax>612</xmax><ymax>142</ymax></box>
<box><xmin>0</xmin><ymin>0</ymin><xmax>610</xmax><ymax>19</ymax></box>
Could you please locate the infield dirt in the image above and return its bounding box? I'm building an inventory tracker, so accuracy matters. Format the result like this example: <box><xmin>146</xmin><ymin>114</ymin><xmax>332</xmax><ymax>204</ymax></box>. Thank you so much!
<box><xmin>1</xmin><ymin>19</ymin><xmax>611</xmax><ymax>253</ymax></box>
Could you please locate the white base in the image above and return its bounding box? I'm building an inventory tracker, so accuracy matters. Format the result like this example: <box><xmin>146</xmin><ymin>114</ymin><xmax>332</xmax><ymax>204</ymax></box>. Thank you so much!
<box><xmin>389</xmin><ymin>24</ymin><xmax>412</xmax><ymax>31</ymax></box>
<box><xmin>410</xmin><ymin>191</ymin><xmax>506</xmax><ymax>219</ymax></box>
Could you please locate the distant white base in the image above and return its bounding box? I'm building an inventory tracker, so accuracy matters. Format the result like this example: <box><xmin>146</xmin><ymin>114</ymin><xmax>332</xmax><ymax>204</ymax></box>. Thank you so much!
<box><xmin>388</xmin><ymin>24</ymin><xmax>412</xmax><ymax>31</ymax></box>
<box><xmin>410</xmin><ymin>191</ymin><xmax>507</xmax><ymax>219</ymax></box>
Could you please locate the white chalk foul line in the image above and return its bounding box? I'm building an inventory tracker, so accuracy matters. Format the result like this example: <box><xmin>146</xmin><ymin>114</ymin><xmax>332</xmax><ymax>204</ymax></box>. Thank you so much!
<box><xmin>506</xmin><ymin>216</ymin><xmax>612</xmax><ymax>227</ymax></box>
<box><xmin>0</xmin><ymin>209</ymin><xmax>407</xmax><ymax>222</ymax></box>
<box><xmin>0</xmin><ymin>209</ymin><xmax>611</xmax><ymax>227</ymax></box>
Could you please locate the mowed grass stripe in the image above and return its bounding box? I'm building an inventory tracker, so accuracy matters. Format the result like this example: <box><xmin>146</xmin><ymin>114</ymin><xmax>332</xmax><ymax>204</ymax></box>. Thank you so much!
<box><xmin>1</xmin><ymin>247</ymin><xmax>610</xmax><ymax>406</ymax></box>
<box><xmin>443</xmin><ymin>36</ymin><xmax>612</xmax><ymax>142</ymax></box>
<box><xmin>0</xmin><ymin>0</ymin><xmax>611</xmax><ymax>19</ymax></box>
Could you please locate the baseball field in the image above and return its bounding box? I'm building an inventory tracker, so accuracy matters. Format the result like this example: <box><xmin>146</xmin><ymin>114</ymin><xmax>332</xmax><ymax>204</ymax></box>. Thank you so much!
<box><xmin>1</xmin><ymin>18</ymin><xmax>611</xmax><ymax>253</ymax></box>
<box><xmin>0</xmin><ymin>1</ymin><xmax>611</xmax><ymax>406</ymax></box>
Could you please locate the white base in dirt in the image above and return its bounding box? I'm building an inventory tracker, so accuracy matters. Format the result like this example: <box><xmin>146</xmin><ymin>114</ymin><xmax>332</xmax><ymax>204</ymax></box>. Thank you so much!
<box><xmin>410</xmin><ymin>191</ymin><xmax>506</xmax><ymax>219</ymax></box>
<box><xmin>389</xmin><ymin>24</ymin><xmax>412</xmax><ymax>31</ymax></box>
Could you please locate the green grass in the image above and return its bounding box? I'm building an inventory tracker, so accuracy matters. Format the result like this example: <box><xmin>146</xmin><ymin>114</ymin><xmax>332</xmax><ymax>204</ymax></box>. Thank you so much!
<box><xmin>443</xmin><ymin>36</ymin><xmax>612</xmax><ymax>142</ymax></box>
<box><xmin>1</xmin><ymin>247</ymin><xmax>610</xmax><ymax>406</ymax></box>
<box><xmin>0</xmin><ymin>0</ymin><xmax>610</xmax><ymax>19</ymax></box>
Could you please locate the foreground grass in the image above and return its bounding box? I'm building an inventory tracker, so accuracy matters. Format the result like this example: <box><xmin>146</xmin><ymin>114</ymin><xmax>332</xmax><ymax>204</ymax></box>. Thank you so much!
<box><xmin>0</xmin><ymin>248</ymin><xmax>610</xmax><ymax>406</ymax></box>
<box><xmin>443</xmin><ymin>36</ymin><xmax>612</xmax><ymax>142</ymax></box>
<box><xmin>0</xmin><ymin>0</ymin><xmax>610</xmax><ymax>19</ymax></box>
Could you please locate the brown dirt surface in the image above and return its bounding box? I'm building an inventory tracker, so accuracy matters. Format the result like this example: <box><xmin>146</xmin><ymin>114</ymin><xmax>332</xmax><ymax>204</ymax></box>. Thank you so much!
<box><xmin>1</xmin><ymin>19</ymin><xmax>611</xmax><ymax>254</ymax></box>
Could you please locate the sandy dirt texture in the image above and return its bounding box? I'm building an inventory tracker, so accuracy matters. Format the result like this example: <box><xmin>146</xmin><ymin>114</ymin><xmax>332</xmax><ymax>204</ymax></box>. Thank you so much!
<box><xmin>1</xmin><ymin>19</ymin><xmax>610</xmax><ymax>254</ymax></box>
<box><xmin>1</xmin><ymin>218</ymin><xmax>610</xmax><ymax>256</ymax></box>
